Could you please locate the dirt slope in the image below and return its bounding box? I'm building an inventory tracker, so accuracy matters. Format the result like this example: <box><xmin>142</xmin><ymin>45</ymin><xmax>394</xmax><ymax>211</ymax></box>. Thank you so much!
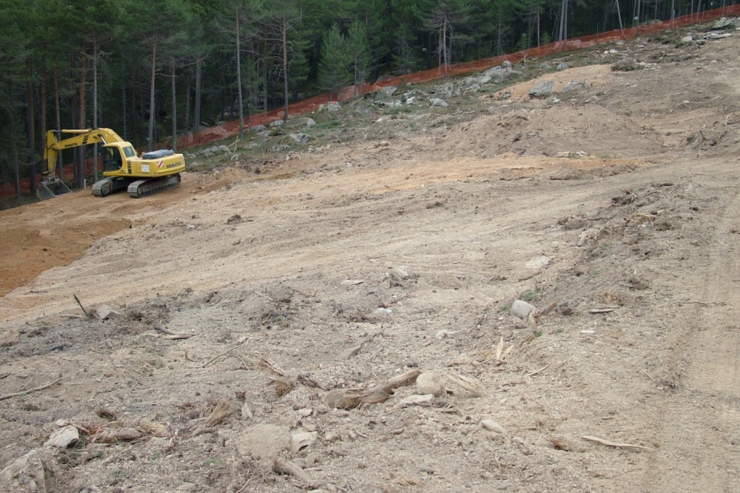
<box><xmin>2</xmin><ymin>24</ymin><xmax>740</xmax><ymax>493</ymax></box>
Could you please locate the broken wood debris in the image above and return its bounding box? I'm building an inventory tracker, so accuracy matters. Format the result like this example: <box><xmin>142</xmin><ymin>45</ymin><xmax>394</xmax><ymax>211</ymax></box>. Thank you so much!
<box><xmin>325</xmin><ymin>369</ymin><xmax>422</xmax><ymax>409</ymax></box>
<box><xmin>0</xmin><ymin>376</ymin><xmax>63</xmax><ymax>402</ymax></box>
<box><xmin>153</xmin><ymin>326</ymin><xmax>192</xmax><ymax>340</ymax></box>
<box><xmin>73</xmin><ymin>294</ymin><xmax>89</xmax><ymax>318</ymax></box>
<box><xmin>581</xmin><ymin>435</ymin><xmax>653</xmax><ymax>451</ymax></box>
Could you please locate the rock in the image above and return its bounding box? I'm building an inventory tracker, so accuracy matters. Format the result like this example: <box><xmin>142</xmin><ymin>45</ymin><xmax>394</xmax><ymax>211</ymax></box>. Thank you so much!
<box><xmin>713</xmin><ymin>17</ymin><xmax>739</xmax><ymax>29</ymax></box>
<box><xmin>235</xmin><ymin>424</ymin><xmax>290</xmax><ymax>462</ymax></box>
<box><xmin>529</xmin><ymin>80</ymin><xmax>555</xmax><ymax>98</ymax></box>
<box><xmin>378</xmin><ymin>86</ymin><xmax>398</xmax><ymax>96</ymax></box>
<box><xmin>374</xmin><ymin>307</ymin><xmax>393</xmax><ymax>316</ymax></box>
<box><xmin>404</xmin><ymin>96</ymin><xmax>416</xmax><ymax>104</ymax></box>
<box><xmin>301</xmin><ymin>117</ymin><xmax>316</xmax><ymax>127</ymax></box>
<box><xmin>430</xmin><ymin>98</ymin><xmax>448</xmax><ymax>107</ymax></box>
<box><xmin>481</xmin><ymin>419</ymin><xmax>507</xmax><ymax>434</ymax></box>
<box><xmin>416</xmin><ymin>372</ymin><xmax>445</xmax><ymax>396</ymax></box>
<box><xmin>0</xmin><ymin>449</ymin><xmax>54</xmax><ymax>493</ymax></box>
<box><xmin>563</xmin><ymin>80</ymin><xmax>590</xmax><ymax>93</ymax></box>
<box><xmin>289</xmin><ymin>133</ymin><xmax>310</xmax><ymax>143</ymax></box>
<box><xmin>241</xmin><ymin>402</ymin><xmax>253</xmax><ymax>419</ymax></box>
<box><xmin>318</xmin><ymin>101</ymin><xmax>341</xmax><ymax>112</ymax></box>
<box><xmin>325</xmin><ymin>389</ymin><xmax>361</xmax><ymax>410</ymax></box>
<box><xmin>45</xmin><ymin>425</ymin><xmax>79</xmax><ymax>448</ymax></box>
<box><xmin>91</xmin><ymin>304</ymin><xmax>122</xmax><ymax>321</ymax></box>
<box><xmin>268</xmin><ymin>119</ymin><xmax>284</xmax><ymax>127</ymax></box>
<box><xmin>556</xmin><ymin>62</ymin><xmax>570</xmax><ymax>70</ymax></box>
<box><xmin>290</xmin><ymin>432</ymin><xmax>318</xmax><ymax>454</ymax></box>
<box><xmin>525</xmin><ymin>256</ymin><xmax>551</xmax><ymax>269</ymax></box>
<box><xmin>511</xmin><ymin>300</ymin><xmax>535</xmax><ymax>319</ymax></box>
<box><xmin>680</xmin><ymin>35</ymin><xmax>694</xmax><ymax>43</ymax></box>
<box><xmin>250</xmin><ymin>125</ymin><xmax>266</xmax><ymax>132</ymax></box>
<box><xmin>502</xmin><ymin>60</ymin><xmax>512</xmax><ymax>68</ymax></box>
<box><xmin>399</xmin><ymin>394</ymin><xmax>434</xmax><ymax>407</ymax></box>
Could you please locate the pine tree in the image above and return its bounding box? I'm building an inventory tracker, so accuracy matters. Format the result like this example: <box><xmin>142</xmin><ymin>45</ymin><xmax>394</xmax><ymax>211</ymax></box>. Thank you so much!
<box><xmin>346</xmin><ymin>20</ymin><xmax>371</xmax><ymax>97</ymax></box>
<box><xmin>318</xmin><ymin>23</ymin><xmax>351</xmax><ymax>101</ymax></box>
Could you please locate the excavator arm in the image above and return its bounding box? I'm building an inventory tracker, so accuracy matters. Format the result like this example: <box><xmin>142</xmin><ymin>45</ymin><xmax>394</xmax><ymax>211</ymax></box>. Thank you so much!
<box><xmin>43</xmin><ymin>128</ymin><xmax>126</xmax><ymax>179</ymax></box>
<box><xmin>38</xmin><ymin>128</ymin><xmax>127</xmax><ymax>200</ymax></box>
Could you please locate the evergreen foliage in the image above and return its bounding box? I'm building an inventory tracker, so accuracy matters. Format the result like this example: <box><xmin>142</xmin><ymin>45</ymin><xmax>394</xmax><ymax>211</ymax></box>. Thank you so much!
<box><xmin>0</xmin><ymin>0</ymin><xmax>731</xmax><ymax>197</ymax></box>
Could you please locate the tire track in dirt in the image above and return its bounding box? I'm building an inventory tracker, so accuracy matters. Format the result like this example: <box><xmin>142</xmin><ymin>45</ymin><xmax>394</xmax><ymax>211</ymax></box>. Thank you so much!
<box><xmin>644</xmin><ymin>179</ymin><xmax>740</xmax><ymax>492</ymax></box>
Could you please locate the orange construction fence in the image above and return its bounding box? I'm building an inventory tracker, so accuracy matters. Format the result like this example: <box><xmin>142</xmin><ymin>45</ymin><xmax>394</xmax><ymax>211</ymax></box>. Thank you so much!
<box><xmin>3</xmin><ymin>4</ymin><xmax>739</xmax><ymax>201</ymax></box>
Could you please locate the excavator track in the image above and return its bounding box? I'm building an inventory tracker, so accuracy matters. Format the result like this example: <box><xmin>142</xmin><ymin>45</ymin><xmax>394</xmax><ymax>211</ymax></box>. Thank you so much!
<box><xmin>127</xmin><ymin>173</ymin><xmax>181</xmax><ymax>198</ymax></box>
<box><xmin>91</xmin><ymin>177</ymin><xmax>130</xmax><ymax>197</ymax></box>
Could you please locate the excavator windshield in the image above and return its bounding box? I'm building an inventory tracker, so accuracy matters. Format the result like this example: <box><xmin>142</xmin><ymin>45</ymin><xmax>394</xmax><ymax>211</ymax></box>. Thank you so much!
<box><xmin>104</xmin><ymin>147</ymin><xmax>123</xmax><ymax>172</ymax></box>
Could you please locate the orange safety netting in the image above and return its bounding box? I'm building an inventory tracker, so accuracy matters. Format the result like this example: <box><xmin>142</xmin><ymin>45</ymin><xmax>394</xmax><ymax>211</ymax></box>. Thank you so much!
<box><xmin>3</xmin><ymin>4</ymin><xmax>739</xmax><ymax>201</ymax></box>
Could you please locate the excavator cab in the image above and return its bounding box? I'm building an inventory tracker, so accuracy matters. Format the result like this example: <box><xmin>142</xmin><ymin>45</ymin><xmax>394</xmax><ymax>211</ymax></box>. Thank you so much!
<box><xmin>103</xmin><ymin>146</ymin><xmax>124</xmax><ymax>173</ymax></box>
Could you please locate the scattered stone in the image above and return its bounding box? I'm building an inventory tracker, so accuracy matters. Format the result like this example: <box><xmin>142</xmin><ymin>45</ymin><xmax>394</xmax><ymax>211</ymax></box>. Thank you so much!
<box><xmin>416</xmin><ymin>372</ymin><xmax>445</xmax><ymax>396</ymax></box>
<box><xmin>430</xmin><ymin>98</ymin><xmax>448</xmax><ymax>107</ymax></box>
<box><xmin>502</xmin><ymin>60</ymin><xmax>512</xmax><ymax>68</ymax></box>
<box><xmin>0</xmin><ymin>449</ymin><xmax>54</xmax><ymax>493</ymax></box>
<box><xmin>318</xmin><ymin>101</ymin><xmax>341</xmax><ymax>112</ymax></box>
<box><xmin>712</xmin><ymin>17</ymin><xmax>739</xmax><ymax>29</ymax></box>
<box><xmin>611</xmin><ymin>59</ymin><xmax>642</xmax><ymax>72</ymax></box>
<box><xmin>289</xmin><ymin>133</ymin><xmax>310</xmax><ymax>143</ymax></box>
<box><xmin>45</xmin><ymin>426</ymin><xmax>79</xmax><ymax>448</ymax></box>
<box><xmin>529</xmin><ymin>80</ymin><xmax>555</xmax><ymax>98</ymax></box>
<box><xmin>680</xmin><ymin>35</ymin><xmax>694</xmax><ymax>43</ymax></box>
<box><xmin>301</xmin><ymin>117</ymin><xmax>316</xmax><ymax>127</ymax></box>
<box><xmin>481</xmin><ymin>419</ymin><xmax>507</xmax><ymax>434</ymax></box>
<box><xmin>226</xmin><ymin>214</ymin><xmax>242</xmax><ymax>224</ymax></box>
<box><xmin>556</xmin><ymin>62</ymin><xmax>570</xmax><ymax>70</ymax></box>
<box><xmin>290</xmin><ymin>432</ymin><xmax>318</xmax><ymax>454</ymax></box>
<box><xmin>525</xmin><ymin>256</ymin><xmax>551</xmax><ymax>269</ymax></box>
<box><xmin>511</xmin><ymin>300</ymin><xmax>536</xmax><ymax>319</ymax></box>
<box><xmin>91</xmin><ymin>304</ymin><xmax>122</xmax><ymax>321</ymax></box>
<box><xmin>250</xmin><ymin>125</ymin><xmax>266</xmax><ymax>132</ymax></box>
<box><xmin>399</xmin><ymin>394</ymin><xmax>434</xmax><ymax>407</ymax></box>
<box><xmin>374</xmin><ymin>307</ymin><xmax>393</xmax><ymax>316</ymax></box>
<box><xmin>198</xmin><ymin>145</ymin><xmax>230</xmax><ymax>158</ymax></box>
<box><xmin>297</xmin><ymin>408</ymin><xmax>313</xmax><ymax>417</ymax></box>
<box><xmin>138</xmin><ymin>419</ymin><xmax>170</xmax><ymax>437</ymax></box>
<box><xmin>378</xmin><ymin>86</ymin><xmax>398</xmax><ymax>97</ymax></box>
<box><xmin>268</xmin><ymin>119</ymin><xmax>284</xmax><ymax>127</ymax></box>
<box><xmin>563</xmin><ymin>80</ymin><xmax>590</xmax><ymax>93</ymax></box>
<box><xmin>235</xmin><ymin>424</ymin><xmax>290</xmax><ymax>462</ymax></box>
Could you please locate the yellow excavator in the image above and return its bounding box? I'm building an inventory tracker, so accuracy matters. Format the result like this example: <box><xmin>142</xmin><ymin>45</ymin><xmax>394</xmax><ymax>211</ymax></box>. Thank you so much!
<box><xmin>38</xmin><ymin>128</ymin><xmax>185</xmax><ymax>199</ymax></box>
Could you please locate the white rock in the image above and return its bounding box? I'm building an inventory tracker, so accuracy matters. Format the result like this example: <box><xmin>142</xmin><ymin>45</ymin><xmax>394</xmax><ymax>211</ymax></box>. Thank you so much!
<box><xmin>481</xmin><ymin>419</ymin><xmax>507</xmax><ymax>434</ymax></box>
<box><xmin>290</xmin><ymin>432</ymin><xmax>318</xmax><ymax>454</ymax></box>
<box><xmin>525</xmin><ymin>256</ymin><xmax>551</xmax><ymax>269</ymax></box>
<box><xmin>45</xmin><ymin>425</ymin><xmax>79</xmax><ymax>448</ymax></box>
<box><xmin>430</xmin><ymin>98</ymin><xmax>448</xmax><ymax>107</ymax></box>
<box><xmin>235</xmin><ymin>424</ymin><xmax>289</xmax><ymax>461</ymax></box>
<box><xmin>511</xmin><ymin>300</ymin><xmax>535</xmax><ymax>319</ymax></box>
<box><xmin>416</xmin><ymin>372</ymin><xmax>445</xmax><ymax>396</ymax></box>
<box><xmin>399</xmin><ymin>394</ymin><xmax>434</xmax><ymax>407</ymax></box>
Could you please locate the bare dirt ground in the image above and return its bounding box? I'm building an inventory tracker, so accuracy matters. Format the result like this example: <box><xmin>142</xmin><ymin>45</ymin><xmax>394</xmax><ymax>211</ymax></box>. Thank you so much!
<box><xmin>2</xmin><ymin>21</ymin><xmax>740</xmax><ymax>493</ymax></box>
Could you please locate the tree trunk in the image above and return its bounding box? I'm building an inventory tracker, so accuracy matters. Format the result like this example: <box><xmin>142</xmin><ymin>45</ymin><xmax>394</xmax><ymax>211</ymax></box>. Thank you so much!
<box><xmin>185</xmin><ymin>80</ymin><xmax>190</xmax><ymax>133</ymax></box>
<box><xmin>236</xmin><ymin>8</ymin><xmax>244</xmax><ymax>138</ymax></box>
<box><xmin>26</xmin><ymin>60</ymin><xmax>37</xmax><ymax>195</ymax></box>
<box><xmin>122</xmin><ymin>55</ymin><xmax>127</xmax><ymax>140</ymax></box>
<box><xmin>54</xmin><ymin>69</ymin><xmax>63</xmax><ymax>180</ymax></box>
<box><xmin>148</xmin><ymin>39</ymin><xmax>157</xmax><ymax>151</ymax></box>
<box><xmin>40</xmin><ymin>70</ymin><xmax>47</xmax><ymax>177</ymax></box>
<box><xmin>93</xmin><ymin>40</ymin><xmax>99</xmax><ymax>182</ymax></box>
<box><xmin>194</xmin><ymin>56</ymin><xmax>201</xmax><ymax>133</ymax></box>
<box><xmin>282</xmin><ymin>16</ymin><xmax>289</xmax><ymax>122</ymax></box>
<box><xmin>78</xmin><ymin>53</ymin><xmax>87</xmax><ymax>188</ymax></box>
<box><xmin>12</xmin><ymin>126</ymin><xmax>20</xmax><ymax>198</ymax></box>
<box><xmin>171</xmin><ymin>61</ymin><xmax>177</xmax><ymax>151</ymax></box>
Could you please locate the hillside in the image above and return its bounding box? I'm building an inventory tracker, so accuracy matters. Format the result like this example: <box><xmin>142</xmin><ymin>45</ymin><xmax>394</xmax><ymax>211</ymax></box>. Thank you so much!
<box><xmin>2</xmin><ymin>21</ymin><xmax>740</xmax><ymax>493</ymax></box>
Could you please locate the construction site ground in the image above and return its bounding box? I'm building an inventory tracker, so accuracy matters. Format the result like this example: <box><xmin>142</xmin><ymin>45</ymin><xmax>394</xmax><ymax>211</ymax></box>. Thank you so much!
<box><xmin>2</xmin><ymin>21</ymin><xmax>740</xmax><ymax>493</ymax></box>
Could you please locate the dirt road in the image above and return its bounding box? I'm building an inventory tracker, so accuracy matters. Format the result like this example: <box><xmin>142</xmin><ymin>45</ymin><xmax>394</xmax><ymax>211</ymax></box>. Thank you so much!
<box><xmin>1</xmin><ymin>25</ymin><xmax>740</xmax><ymax>493</ymax></box>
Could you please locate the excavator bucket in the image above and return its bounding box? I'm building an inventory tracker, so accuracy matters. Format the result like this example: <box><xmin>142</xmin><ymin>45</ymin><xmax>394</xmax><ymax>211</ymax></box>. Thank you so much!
<box><xmin>37</xmin><ymin>179</ymin><xmax>72</xmax><ymax>200</ymax></box>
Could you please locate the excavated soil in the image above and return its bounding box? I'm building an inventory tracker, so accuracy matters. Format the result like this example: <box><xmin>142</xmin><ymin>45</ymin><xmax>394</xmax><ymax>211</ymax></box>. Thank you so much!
<box><xmin>2</xmin><ymin>24</ymin><xmax>740</xmax><ymax>493</ymax></box>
